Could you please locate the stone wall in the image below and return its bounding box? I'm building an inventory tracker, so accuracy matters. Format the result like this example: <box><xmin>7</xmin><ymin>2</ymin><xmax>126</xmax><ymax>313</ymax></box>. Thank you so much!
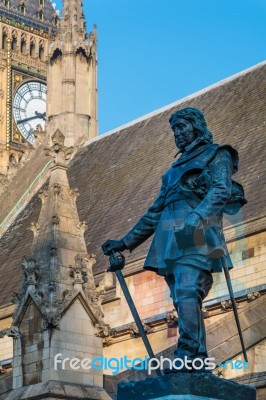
<box><xmin>103</xmin><ymin>231</ymin><xmax>266</xmax><ymax>325</ymax></box>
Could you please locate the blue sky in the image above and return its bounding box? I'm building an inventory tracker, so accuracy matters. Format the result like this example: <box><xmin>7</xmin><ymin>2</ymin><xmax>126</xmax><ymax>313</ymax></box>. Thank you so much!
<box><xmin>55</xmin><ymin>0</ymin><xmax>266</xmax><ymax>134</ymax></box>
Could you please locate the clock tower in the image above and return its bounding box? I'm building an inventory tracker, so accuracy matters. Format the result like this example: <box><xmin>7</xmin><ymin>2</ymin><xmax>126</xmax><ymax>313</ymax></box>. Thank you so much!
<box><xmin>46</xmin><ymin>0</ymin><xmax>98</xmax><ymax>147</ymax></box>
<box><xmin>0</xmin><ymin>0</ymin><xmax>57</xmax><ymax>175</ymax></box>
<box><xmin>0</xmin><ymin>0</ymin><xmax>98</xmax><ymax>176</ymax></box>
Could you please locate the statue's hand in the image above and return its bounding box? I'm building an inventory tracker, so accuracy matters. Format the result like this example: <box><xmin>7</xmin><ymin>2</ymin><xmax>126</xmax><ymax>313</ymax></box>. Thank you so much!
<box><xmin>101</xmin><ymin>239</ymin><xmax>127</xmax><ymax>256</ymax></box>
<box><xmin>183</xmin><ymin>212</ymin><xmax>202</xmax><ymax>236</ymax></box>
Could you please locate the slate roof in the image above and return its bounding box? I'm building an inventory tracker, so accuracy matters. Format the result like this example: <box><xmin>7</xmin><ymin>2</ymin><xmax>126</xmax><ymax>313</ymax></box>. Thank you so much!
<box><xmin>0</xmin><ymin>0</ymin><xmax>56</xmax><ymax>31</ymax></box>
<box><xmin>0</xmin><ymin>61</ymin><xmax>265</xmax><ymax>308</ymax></box>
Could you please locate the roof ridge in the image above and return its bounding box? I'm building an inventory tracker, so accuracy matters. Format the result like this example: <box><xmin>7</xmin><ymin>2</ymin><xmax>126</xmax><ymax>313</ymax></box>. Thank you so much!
<box><xmin>84</xmin><ymin>60</ymin><xmax>266</xmax><ymax>147</ymax></box>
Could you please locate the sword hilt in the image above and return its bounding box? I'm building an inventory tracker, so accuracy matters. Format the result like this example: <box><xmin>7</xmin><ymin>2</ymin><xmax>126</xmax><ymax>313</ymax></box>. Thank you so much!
<box><xmin>108</xmin><ymin>251</ymin><xmax>125</xmax><ymax>272</ymax></box>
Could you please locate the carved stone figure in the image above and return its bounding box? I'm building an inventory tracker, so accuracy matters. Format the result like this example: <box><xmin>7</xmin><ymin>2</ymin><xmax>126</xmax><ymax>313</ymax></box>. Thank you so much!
<box><xmin>102</xmin><ymin>107</ymin><xmax>246</xmax><ymax>373</ymax></box>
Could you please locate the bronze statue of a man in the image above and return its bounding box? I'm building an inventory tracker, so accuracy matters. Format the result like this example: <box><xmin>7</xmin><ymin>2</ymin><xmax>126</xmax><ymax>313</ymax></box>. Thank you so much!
<box><xmin>102</xmin><ymin>107</ymin><xmax>245</xmax><ymax>372</ymax></box>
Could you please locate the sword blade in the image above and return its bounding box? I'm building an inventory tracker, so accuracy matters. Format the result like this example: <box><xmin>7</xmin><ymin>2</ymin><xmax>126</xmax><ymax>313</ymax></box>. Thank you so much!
<box><xmin>115</xmin><ymin>270</ymin><xmax>162</xmax><ymax>376</ymax></box>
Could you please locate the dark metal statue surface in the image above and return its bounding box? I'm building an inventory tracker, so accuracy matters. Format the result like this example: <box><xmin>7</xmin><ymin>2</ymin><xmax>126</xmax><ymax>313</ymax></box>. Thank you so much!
<box><xmin>102</xmin><ymin>107</ymin><xmax>246</xmax><ymax>373</ymax></box>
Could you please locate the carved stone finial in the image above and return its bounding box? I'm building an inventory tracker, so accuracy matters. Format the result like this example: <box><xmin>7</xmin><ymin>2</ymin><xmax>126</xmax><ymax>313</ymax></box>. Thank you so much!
<box><xmin>52</xmin><ymin>129</ymin><xmax>65</xmax><ymax>146</ymax></box>
<box><xmin>69</xmin><ymin>254</ymin><xmax>88</xmax><ymax>287</ymax></box>
<box><xmin>45</xmin><ymin>129</ymin><xmax>74</xmax><ymax>166</ymax></box>
<box><xmin>33</xmin><ymin>124</ymin><xmax>46</xmax><ymax>146</ymax></box>
<box><xmin>38</xmin><ymin>188</ymin><xmax>48</xmax><ymax>204</ymax></box>
<box><xmin>21</xmin><ymin>257</ymin><xmax>40</xmax><ymax>286</ymax></box>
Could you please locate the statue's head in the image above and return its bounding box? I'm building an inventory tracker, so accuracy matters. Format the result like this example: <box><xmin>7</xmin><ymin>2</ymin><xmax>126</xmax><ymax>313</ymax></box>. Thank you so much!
<box><xmin>169</xmin><ymin>107</ymin><xmax>213</xmax><ymax>146</ymax></box>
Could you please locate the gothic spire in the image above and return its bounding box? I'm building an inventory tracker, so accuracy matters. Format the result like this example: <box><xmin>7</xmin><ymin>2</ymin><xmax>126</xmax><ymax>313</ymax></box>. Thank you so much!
<box><xmin>59</xmin><ymin>0</ymin><xmax>87</xmax><ymax>43</ymax></box>
<box><xmin>46</xmin><ymin>0</ymin><xmax>98</xmax><ymax>145</ymax></box>
<box><xmin>8</xmin><ymin>133</ymin><xmax>110</xmax><ymax>391</ymax></box>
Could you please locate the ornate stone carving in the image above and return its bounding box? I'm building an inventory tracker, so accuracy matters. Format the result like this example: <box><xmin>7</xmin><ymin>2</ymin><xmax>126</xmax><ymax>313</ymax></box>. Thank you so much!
<box><xmin>127</xmin><ymin>322</ymin><xmax>154</xmax><ymax>338</ymax></box>
<box><xmin>40</xmin><ymin>281</ymin><xmax>63</xmax><ymax>329</ymax></box>
<box><xmin>21</xmin><ymin>257</ymin><xmax>40</xmax><ymax>286</ymax></box>
<box><xmin>63</xmin><ymin>289</ymin><xmax>75</xmax><ymax>301</ymax></box>
<box><xmin>42</xmin><ymin>312</ymin><xmax>61</xmax><ymax>330</ymax></box>
<box><xmin>52</xmin><ymin>214</ymin><xmax>60</xmax><ymax>226</ymax></box>
<box><xmin>221</xmin><ymin>300</ymin><xmax>233</xmax><ymax>311</ymax></box>
<box><xmin>247</xmin><ymin>291</ymin><xmax>261</xmax><ymax>302</ymax></box>
<box><xmin>33</xmin><ymin>124</ymin><xmax>46</xmax><ymax>146</ymax></box>
<box><xmin>46</xmin><ymin>129</ymin><xmax>74</xmax><ymax>167</ymax></box>
<box><xmin>12</xmin><ymin>292</ymin><xmax>23</xmax><ymax>305</ymax></box>
<box><xmin>77</xmin><ymin>221</ymin><xmax>88</xmax><ymax>235</ymax></box>
<box><xmin>69</xmin><ymin>188</ymin><xmax>80</xmax><ymax>201</ymax></box>
<box><xmin>69</xmin><ymin>254</ymin><xmax>88</xmax><ymax>286</ymax></box>
<box><xmin>87</xmin><ymin>291</ymin><xmax>104</xmax><ymax>321</ymax></box>
<box><xmin>83</xmin><ymin>253</ymin><xmax>96</xmax><ymax>269</ymax></box>
<box><xmin>6</xmin><ymin>326</ymin><xmax>21</xmax><ymax>338</ymax></box>
<box><xmin>53</xmin><ymin>183</ymin><xmax>61</xmax><ymax>195</ymax></box>
<box><xmin>95</xmin><ymin>322</ymin><xmax>114</xmax><ymax>338</ymax></box>
<box><xmin>0</xmin><ymin>326</ymin><xmax>21</xmax><ymax>339</ymax></box>
<box><xmin>38</xmin><ymin>188</ymin><xmax>48</xmax><ymax>204</ymax></box>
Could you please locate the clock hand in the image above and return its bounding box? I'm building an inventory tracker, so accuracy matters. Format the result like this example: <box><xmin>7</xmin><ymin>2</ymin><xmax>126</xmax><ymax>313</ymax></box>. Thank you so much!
<box><xmin>17</xmin><ymin>112</ymin><xmax>46</xmax><ymax>124</ymax></box>
<box><xmin>36</xmin><ymin>112</ymin><xmax>46</xmax><ymax>121</ymax></box>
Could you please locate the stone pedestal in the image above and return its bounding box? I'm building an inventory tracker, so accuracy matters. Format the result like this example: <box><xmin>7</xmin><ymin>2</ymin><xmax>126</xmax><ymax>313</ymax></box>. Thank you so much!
<box><xmin>0</xmin><ymin>380</ymin><xmax>111</xmax><ymax>400</ymax></box>
<box><xmin>117</xmin><ymin>372</ymin><xmax>256</xmax><ymax>400</ymax></box>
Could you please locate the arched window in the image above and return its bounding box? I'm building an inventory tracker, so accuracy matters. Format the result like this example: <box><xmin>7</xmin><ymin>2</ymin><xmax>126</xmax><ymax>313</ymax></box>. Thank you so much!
<box><xmin>11</xmin><ymin>35</ymin><xmax>17</xmax><ymax>51</ymax></box>
<box><xmin>39</xmin><ymin>45</ymin><xmax>45</xmax><ymax>61</ymax></box>
<box><xmin>38</xmin><ymin>10</ymin><xmax>44</xmax><ymax>21</ymax></box>
<box><xmin>21</xmin><ymin>37</ymin><xmax>27</xmax><ymax>54</ymax></box>
<box><xmin>30</xmin><ymin>42</ymin><xmax>36</xmax><ymax>57</ymax></box>
<box><xmin>2</xmin><ymin>31</ymin><xmax>8</xmax><ymax>50</ymax></box>
<box><xmin>4</xmin><ymin>0</ymin><xmax>10</xmax><ymax>9</ymax></box>
<box><xmin>20</xmin><ymin>3</ymin><xmax>26</xmax><ymax>15</ymax></box>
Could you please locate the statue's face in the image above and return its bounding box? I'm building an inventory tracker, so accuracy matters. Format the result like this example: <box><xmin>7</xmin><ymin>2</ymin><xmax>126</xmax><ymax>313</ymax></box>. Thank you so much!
<box><xmin>173</xmin><ymin>118</ymin><xmax>196</xmax><ymax>150</ymax></box>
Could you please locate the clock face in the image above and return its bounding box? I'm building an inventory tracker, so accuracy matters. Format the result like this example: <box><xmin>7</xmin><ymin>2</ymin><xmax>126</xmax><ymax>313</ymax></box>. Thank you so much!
<box><xmin>13</xmin><ymin>80</ymin><xmax>47</xmax><ymax>144</ymax></box>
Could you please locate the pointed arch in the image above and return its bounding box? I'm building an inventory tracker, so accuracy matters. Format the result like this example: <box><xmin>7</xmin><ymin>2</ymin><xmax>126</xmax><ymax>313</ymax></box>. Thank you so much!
<box><xmin>39</xmin><ymin>40</ymin><xmax>45</xmax><ymax>61</ymax></box>
<box><xmin>20</xmin><ymin>33</ymin><xmax>27</xmax><ymax>54</ymax></box>
<box><xmin>30</xmin><ymin>37</ymin><xmax>36</xmax><ymax>57</ymax></box>
<box><xmin>50</xmin><ymin>48</ymin><xmax>63</xmax><ymax>66</ymax></box>
<box><xmin>11</xmin><ymin>31</ymin><xmax>18</xmax><ymax>51</ymax></box>
<box><xmin>76</xmin><ymin>47</ymin><xmax>88</xmax><ymax>63</ymax></box>
<box><xmin>2</xmin><ymin>28</ymin><xmax>8</xmax><ymax>50</ymax></box>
